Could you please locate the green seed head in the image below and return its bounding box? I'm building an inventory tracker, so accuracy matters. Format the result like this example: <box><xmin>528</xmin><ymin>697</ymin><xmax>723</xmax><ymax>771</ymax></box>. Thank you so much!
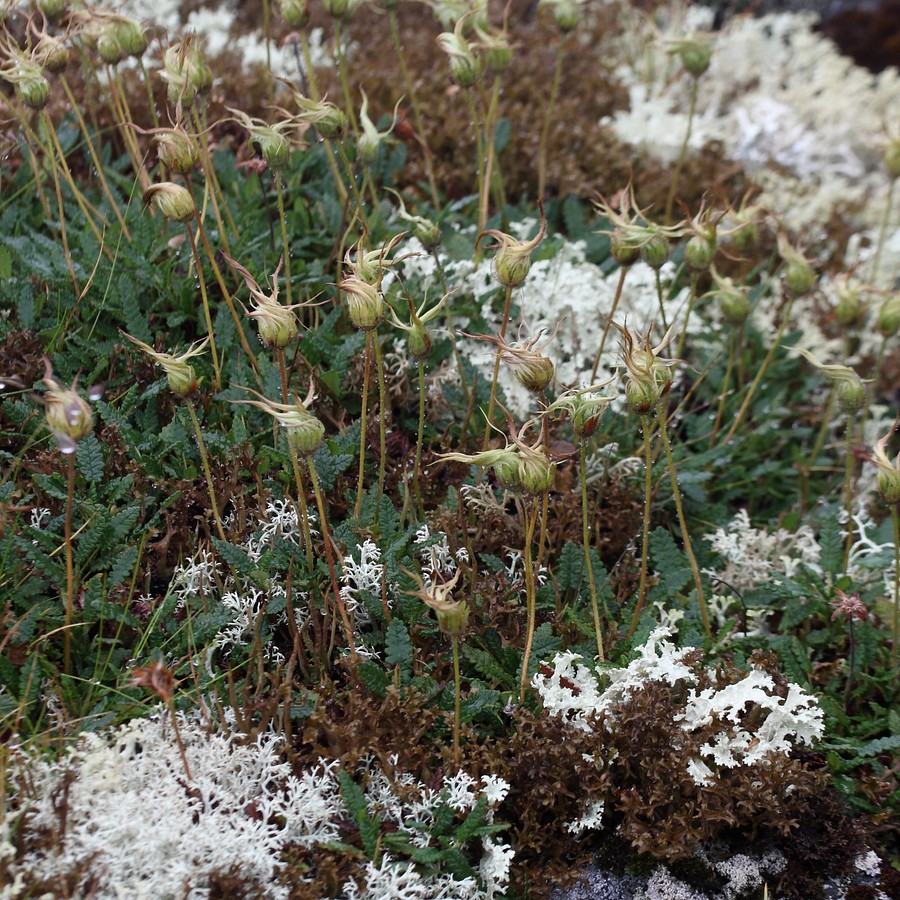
<box><xmin>836</xmin><ymin>377</ymin><xmax>865</xmax><ymax>415</ymax></box>
<box><xmin>877</xmin><ymin>293</ymin><xmax>900</xmax><ymax>336</ymax></box>
<box><xmin>115</xmin><ymin>18</ymin><xmax>149</xmax><ymax>58</ymax></box>
<box><xmin>143</xmin><ymin>182</ymin><xmax>196</xmax><ymax>224</ymax></box>
<box><xmin>640</xmin><ymin>231</ymin><xmax>670</xmax><ymax>270</ymax></box>
<box><xmin>279</xmin><ymin>0</ymin><xmax>310</xmax><ymax>27</ymax></box>
<box><xmin>684</xmin><ymin>234</ymin><xmax>716</xmax><ymax>271</ymax></box>
<box><xmin>37</xmin><ymin>0</ymin><xmax>68</xmax><ymax>21</ymax></box>
<box><xmin>517</xmin><ymin>451</ymin><xmax>555</xmax><ymax>495</ymax></box>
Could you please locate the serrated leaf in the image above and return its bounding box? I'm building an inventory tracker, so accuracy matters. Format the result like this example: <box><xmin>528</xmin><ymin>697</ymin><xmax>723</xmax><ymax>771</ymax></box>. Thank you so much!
<box><xmin>460</xmin><ymin>689</ymin><xmax>500</xmax><ymax>723</ymax></box>
<box><xmin>108</xmin><ymin>544</ymin><xmax>139</xmax><ymax>587</ymax></box>
<box><xmin>441</xmin><ymin>848</ymin><xmax>476</xmax><ymax>882</ymax></box>
<box><xmin>385</xmin><ymin>618</ymin><xmax>413</xmax><ymax>674</ymax></box>
<box><xmin>649</xmin><ymin>527</ymin><xmax>692</xmax><ymax>595</ymax></box>
<box><xmin>109</xmin><ymin>504</ymin><xmax>141</xmax><ymax>541</ymax></box>
<box><xmin>556</xmin><ymin>541</ymin><xmax>584</xmax><ymax>593</ymax></box>
<box><xmin>358</xmin><ymin>661</ymin><xmax>389</xmax><ymax>698</ymax></box>
<box><xmin>75</xmin><ymin>511</ymin><xmax>112</xmax><ymax>568</ymax></box>
<box><xmin>856</xmin><ymin>734</ymin><xmax>900</xmax><ymax>757</ymax></box>
<box><xmin>818</xmin><ymin>514</ymin><xmax>843</xmax><ymax>576</ymax></box>
<box><xmin>15</xmin><ymin>536</ymin><xmax>63</xmax><ymax>583</ymax></box>
<box><xmin>312</xmin><ymin>445</ymin><xmax>354</xmax><ymax>493</ymax></box>
<box><xmin>461</xmin><ymin>645</ymin><xmax>515</xmax><ymax>687</ymax></box>
<box><xmin>211</xmin><ymin>539</ymin><xmax>256</xmax><ymax>576</ymax></box>
<box><xmin>76</xmin><ymin>433</ymin><xmax>105</xmax><ymax>483</ymax></box>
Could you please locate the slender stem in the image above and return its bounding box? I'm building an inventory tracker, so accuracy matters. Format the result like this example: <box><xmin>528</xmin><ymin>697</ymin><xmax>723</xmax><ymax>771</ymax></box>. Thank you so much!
<box><xmin>307</xmin><ymin>458</ymin><xmax>356</xmax><ymax>655</ymax></box>
<box><xmin>185</xmin><ymin>180</ymin><xmax>260</xmax><ymax>375</ymax></box>
<box><xmin>580</xmin><ymin>443</ymin><xmax>605</xmax><ymax>662</ymax></box>
<box><xmin>722</xmin><ymin>297</ymin><xmax>795</xmax><ymax>444</ymax></box>
<box><xmin>627</xmin><ymin>416</ymin><xmax>654</xmax><ymax>640</ymax></box>
<box><xmin>891</xmin><ymin>505</ymin><xmax>899</xmax><ymax>668</ymax></box>
<box><xmin>656</xmin><ymin>402</ymin><xmax>710</xmax><ymax>638</ymax></box>
<box><xmin>167</xmin><ymin>697</ymin><xmax>193</xmax><ymax>782</ymax></box>
<box><xmin>45</xmin><ymin>121</ymin><xmax>80</xmax><ymax>296</ymax></box>
<box><xmin>872</xmin><ymin>177</ymin><xmax>895</xmax><ymax>285</ymax></box>
<box><xmin>191</xmin><ymin>106</ymin><xmax>237</xmax><ymax>252</ymax></box>
<box><xmin>451</xmin><ymin>635</ymin><xmax>461</xmax><ymax>769</ymax></box>
<box><xmin>654</xmin><ymin>268</ymin><xmax>669</xmax><ymax>334</ymax></box>
<box><xmin>373</xmin><ymin>329</ymin><xmax>388</xmax><ymax>527</ymax></box>
<box><xmin>275</xmin><ymin>171</ymin><xmax>293</xmax><ymax>308</ymax></box>
<box><xmin>591</xmin><ymin>266</ymin><xmax>628</xmax><ymax>383</ymax></box>
<box><xmin>137</xmin><ymin>58</ymin><xmax>160</xmax><ymax>130</ymax></box>
<box><xmin>414</xmin><ymin>359</ymin><xmax>426</xmax><ymax>519</ymax></box>
<box><xmin>674</xmin><ymin>272</ymin><xmax>699</xmax><ymax>361</ymax></box>
<box><xmin>184</xmin><ymin>400</ymin><xmax>227</xmax><ymax>543</ymax></box>
<box><xmin>538</xmin><ymin>37</ymin><xmax>565</xmax><ymax>201</ymax></box>
<box><xmin>465</xmin><ymin>87</ymin><xmax>486</xmax><ymax>238</ymax></box>
<box><xmin>664</xmin><ymin>77</ymin><xmax>699</xmax><ymax>224</ymax></box>
<box><xmin>519</xmin><ymin>499</ymin><xmax>541</xmax><ymax>703</ymax></box>
<box><xmin>482</xmin><ymin>285</ymin><xmax>514</xmax><ymax>451</ymax></box>
<box><xmin>709</xmin><ymin>330</ymin><xmax>737</xmax><ymax>448</ymax></box>
<box><xmin>480</xmin><ymin>77</ymin><xmax>502</xmax><ymax>231</ymax></box>
<box><xmin>184</xmin><ymin>221</ymin><xmax>222</xmax><ymax>390</ymax></box>
<box><xmin>63</xmin><ymin>454</ymin><xmax>75</xmax><ymax>677</ymax></box>
<box><xmin>288</xmin><ymin>449</ymin><xmax>316</xmax><ymax>575</ymax></box>
<box><xmin>59</xmin><ymin>75</ymin><xmax>132</xmax><ymax>239</ymax></box>
<box><xmin>355</xmin><ymin>331</ymin><xmax>372</xmax><ymax>520</ymax></box>
<box><xmin>844</xmin><ymin>619</ymin><xmax>856</xmax><ymax>714</ymax></box>
<box><xmin>388</xmin><ymin>9</ymin><xmax>440</xmax><ymax>209</ymax></box>
<box><xmin>805</xmin><ymin>388</ymin><xmax>836</xmax><ymax>475</ymax></box>
<box><xmin>842</xmin><ymin>413</ymin><xmax>857</xmax><ymax>573</ymax></box>
<box><xmin>433</xmin><ymin>250</ymin><xmax>471</xmax><ymax>409</ymax></box>
<box><xmin>334</xmin><ymin>21</ymin><xmax>360</xmax><ymax>133</ymax></box>
<box><xmin>336</xmin><ymin>140</ymin><xmax>368</xmax><ymax>234</ymax></box>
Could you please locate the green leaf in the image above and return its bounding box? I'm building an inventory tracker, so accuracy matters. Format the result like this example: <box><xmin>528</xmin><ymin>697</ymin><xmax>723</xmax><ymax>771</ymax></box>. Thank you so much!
<box><xmin>385</xmin><ymin>618</ymin><xmax>413</xmax><ymax>674</ymax></box>
<box><xmin>76</xmin><ymin>433</ymin><xmax>105</xmax><ymax>483</ymax></box>
<box><xmin>212</xmin><ymin>539</ymin><xmax>256</xmax><ymax>577</ymax></box>
<box><xmin>312</xmin><ymin>444</ymin><xmax>355</xmax><ymax>493</ymax></box>
<box><xmin>856</xmin><ymin>734</ymin><xmax>900</xmax><ymax>757</ymax></box>
<box><xmin>818</xmin><ymin>514</ymin><xmax>843</xmax><ymax>576</ymax></box>
<box><xmin>556</xmin><ymin>541</ymin><xmax>584</xmax><ymax>593</ymax></box>
<box><xmin>649</xmin><ymin>527</ymin><xmax>692</xmax><ymax>596</ymax></box>
<box><xmin>339</xmin><ymin>769</ymin><xmax>381</xmax><ymax>858</ymax></box>
<box><xmin>108</xmin><ymin>544</ymin><xmax>139</xmax><ymax>587</ymax></box>
<box><xmin>358</xmin><ymin>662</ymin><xmax>389</xmax><ymax>698</ymax></box>
<box><xmin>454</xmin><ymin>796</ymin><xmax>488</xmax><ymax>844</ymax></box>
<box><xmin>75</xmin><ymin>511</ymin><xmax>112</xmax><ymax>568</ymax></box>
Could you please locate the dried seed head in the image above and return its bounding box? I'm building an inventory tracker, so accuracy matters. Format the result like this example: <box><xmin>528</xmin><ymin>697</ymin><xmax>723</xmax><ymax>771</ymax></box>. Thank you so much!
<box><xmin>37</xmin><ymin>0</ymin><xmax>68</xmax><ymax>21</ymax></box>
<box><xmin>143</xmin><ymin>182</ymin><xmax>196</xmax><ymax>223</ymax></box>
<box><xmin>548</xmin><ymin>380</ymin><xmax>618</xmax><ymax>440</ymax></box>
<box><xmin>403</xmin><ymin>568</ymin><xmax>469</xmax><ymax>637</ymax></box>
<box><xmin>161</xmin><ymin>35</ymin><xmax>212</xmax><ymax>108</ymax></box>
<box><xmin>2</xmin><ymin>61</ymin><xmax>51</xmax><ymax>109</ymax></box>
<box><xmin>227</xmin><ymin>256</ymin><xmax>301</xmax><ymax>348</ymax></box>
<box><xmin>357</xmin><ymin>89</ymin><xmax>399</xmax><ymax>166</ymax></box>
<box><xmin>517</xmin><ymin>447</ymin><xmax>555</xmax><ymax>494</ymax></box>
<box><xmin>437</xmin><ymin>16</ymin><xmax>482</xmax><ymax>87</ymax></box>
<box><xmin>34</xmin><ymin>35</ymin><xmax>70</xmax><ymax>74</ymax></box>
<box><xmin>616</xmin><ymin>323</ymin><xmax>678</xmax><ymax>415</ymax></box>
<box><xmin>792</xmin><ymin>347</ymin><xmax>869</xmax><ymax>416</ymax></box>
<box><xmin>97</xmin><ymin>26</ymin><xmax>127</xmax><ymax>65</ymax></box>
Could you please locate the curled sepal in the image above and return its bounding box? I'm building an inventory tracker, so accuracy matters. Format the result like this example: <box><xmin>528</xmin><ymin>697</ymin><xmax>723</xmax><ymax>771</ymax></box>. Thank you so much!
<box><xmin>546</xmin><ymin>375</ymin><xmax>619</xmax><ymax>440</ymax></box>
<box><xmin>231</xmin><ymin>385</ymin><xmax>324</xmax><ymax>457</ymax></box>
<box><xmin>872</xmin><ymin>428</ymin><xmax>900</xmax><ymax>504</ymax></box>
<box><xmin>402</xmin><ymin>567</ymin><xmax>468</xmax><ymax>637</ymax></box>
<box><xmin>791</xmin><ymin>347</ymin><xmax>869</xmax><ymax>414</ymax></box>
<box><xmin>478</xmin><ymin>204</ymin><xmax>547</xmax><ymax>288</ymax></box>
<box><xmin>121</xmin><ymin>331</ymin><xmax>208</xmax><ymax>398</ymax></box>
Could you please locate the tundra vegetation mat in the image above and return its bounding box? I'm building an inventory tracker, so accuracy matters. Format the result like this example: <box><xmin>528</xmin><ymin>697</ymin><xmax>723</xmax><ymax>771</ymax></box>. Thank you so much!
<box><xmin>0</xmin><ymin>0</ymin><xmax>899</xmax><ymax>898</ymax></box>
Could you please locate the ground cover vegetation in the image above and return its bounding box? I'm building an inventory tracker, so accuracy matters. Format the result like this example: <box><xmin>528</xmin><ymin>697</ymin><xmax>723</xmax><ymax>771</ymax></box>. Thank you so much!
<box><xmin>0</xmin><ymin>0</ymin><xmax>898</xmax><ymax>896</ymax></box>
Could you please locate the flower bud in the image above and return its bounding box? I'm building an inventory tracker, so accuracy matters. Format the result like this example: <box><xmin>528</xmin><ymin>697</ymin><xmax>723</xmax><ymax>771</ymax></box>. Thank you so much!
<box><xmin>610</xmin><ymin>232</ymin><xmax>640</xmax><ymax>266</ymax></box>
<box><xmin>512</xmin><ymin>354</ymin><xmax>554</xmax><ymax>393</ymax></box>
<box><xmin>684</xmin><ymin>234</ymin><xmax>716</xmax><ymax>271</ymax></box>
<box><xmin>518</xmin><ymin>451</ymin><xmax>555</xmax><ymax>495</ymax></box>
<box><xmin>12</xmin><ymin>65</ymin><xmax>51</xmax><ymax>109</ymax></box>
<box><xmin>44</xmin><ymin>384</ymin><xmax>94</xmax><ymax>451</ymax></box>
<box><xmin>115</xmin><ymin>18</ymin><xmax>148</xmax><ymax>58</ymax></box>
<box><xmin>322</xmin><ymin>0</ymin><xmax>360</xmax><ymax>20</ymax></box>
<box><xmin>885</xmin><ymin>140</ymin><xmax>900</xmax><ymax>180</ymax></box>
<box><xmin>407</xmin><ymin>323</ymin><xmax>432</xmax><ymax>360</ymax></box>
<box><xmin>485</xmin><ymin>45</ymin><xmax>513</xmax><ymax>72</ymax></box>
<box><xmin>435</xmin><ymin>599</ymin><xmax>469</xmax><ymax>638</ymax></box>
<box><xmin>640</xmin><ymin>231</ymin><xmax>669</xmax><ymax>270</ymax></box>
<box><xmin>836</xmin><ymin>377</ymin><xmax>865</xmax><ymax>414</ymax></box>
<box><xmin>449</xmin><ymin>51</ymin><xmax>481</xmax><ymax>87</ymax></box>
<box><xmin>678</xmin><ymin>41</ymin><xmax>712</xmax><ymax>77</ymax></box>
<box><xmin>279</xmin><ymin>0</ymin><xmax>309</xmax><ymax>27</ymax></box>
<box><xmin>257</xmin><ymin>129</ymin><xmax>292</xmax><ymax>170</ymax></box>
<box><xmin>143</xmin><ymin>183</ymin><xmax>196</xmax><ymax>223</ymax></box>
<box><xmin>718</xmin><ymin>286</ymin><xmax>751</xmax><ymax>325</ymax></box>
<box><xmin>313</xmin><ymin>103</ymin><xmax>347</xmax><ymax>139</ymax></box>
<box><xmin>340</xmin><ymin>275</ymin><xmax>384</xmax><ymax>330</ymax></box>
<box><xmin>552</xmin><ymin>0</ymin><xmax>580</xmax><ymax>30</ymax></box>
<box><xmin>877</xmin><ymin>293</ymin><xmax>900</xmax><ymax>336</ymax></box>
<box><xmin>37</xmin><ymin>0</ymin><xmax>67</xmax><ymax>21</ymax></box>
<box><xmin>785</xmin><ymin>260</ymin><xmax>816</xmax><ymax>296</ymax></box>
<box><xmin>625</xmin><ymin>378</ymin><xmax>659</xmax><ymax>415</ymax></box>
<box><xmin>872</xmin><ymin>433</ymin><xmax>900</xmax><ymax>504</ymax></box>
<box><xmin>481</xmin><ymin>215</ymin><xmax>546</xmax><ymax>289</ymax></box>
<box><xmin>832</xmin><ymin>275</ymin><xmax>863</xmax><ymax>327</ymax></box>
<box><xmin>97</xmin><ymin>27</ymin><xmax>126</xmax><ymax>65</ymax></box>
<box><xmin>731</xmin><ymin>220</ymin><xmax>758</xmax><ymax>254</ymax></box>
<box><xmin>284</xmin><ymin>412</ymin><xmax>325</xmax><ymax>456</ymax></box>
<box><xmin>36</xmin><ymin>36</ymin><xmax>70</xmax><ymax>74</ymax></box>
<box><xmin>155</xmin><ymin>129</ymin><xmax>200</xmax><ymax>174</ymax></box>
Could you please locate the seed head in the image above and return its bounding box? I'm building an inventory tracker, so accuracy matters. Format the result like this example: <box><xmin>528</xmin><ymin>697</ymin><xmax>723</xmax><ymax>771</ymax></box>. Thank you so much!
<box><xmin>154</xmin><ymin>126</ymin><xmax>201</xmax><ymax>174</ymax></box>
<box><xmin>877</xmin><ymin>293</ymin><xmax>900</xmax><ymax>337</ymax></box>
<box><xmin>232</xmin><ymin>386</ymin><xmax>325</xmax><ymax>457</ymax></box>
<box><xmin>872</xmin><ymin>429</ymin><xmax>900</xmax><ymax>504</ymax></box>
<box><xmin>143</xmin><ymin>182</ymin><xmax>196</xmax><ymax>223</ymax></box>
<box><xmin>668</xmin><ymin>35</ymin><xmax>712</xmax><ymax>78</ymax></box>
<box><xmin>437</xmin><ymin>14</ymin><xmax>482</xmax><ymax>87</ymax></box>
<box><xmin>615</xmin><ymin>322</ymin><xmax>679</xmax><ymax>415</ymax></box>
<box><xmin>0</xmin><ymin>60</ymin><xmax>51</xmax><ymax>109</ymax></box>
<box><xmin>403</xmin><ymin>568</ymin><xmax>468</xmax><ymax>637</ymax></box>
<box><xmin>39</xmin><ymin>361</ymin><xmax>96</xmax><ymax>453</ymax></box>
<box><xmin>538</xmin><ymin>0</ymin><xmax>582</xmax><ymax>31</ymax></box>
<box><xmin>121</xmin><ymin>331</ymin><xmax>209</xmax><ymax>397</ymax></box>
<box><xmin>478</xmin><ymin>206</ymin><xmax>546</xmax><ymax>289</ymax></box>
<box><xmin>792</xmin><ymin>347</ymin><xmax>869</xmax><ymax>416</ymax></box>
<box><xmin>831</xmin><ymin>589</ymin><xmax>867</xmax><ymax>624</ymax></box>
<box><xmin>547</xmin><ymin>377</ymin><xmax>618</xmax><ymax>440</ymax></box>
<box><xmin>777</xmin><ymin>234</ymin><xmax>816</xmax><ymax>296</ymax></box>
<box><xmin>340</xmin><ymin>275</ymin><xmax>384</xmax><ymax>331</ymax></box>
<box><xmin>226</xmin><ymin>255</ymin><xmax>304</xmax><ymax>348</ymax></box>
<box><xmin>831</xmin><ymin>274</ymin><xmax>864</xmax><ymax>327</ymax></box>
<box><xmin>357</xmin><ymin>89</ymin><xmax>400</xmax><ymax>166</ymax></box>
